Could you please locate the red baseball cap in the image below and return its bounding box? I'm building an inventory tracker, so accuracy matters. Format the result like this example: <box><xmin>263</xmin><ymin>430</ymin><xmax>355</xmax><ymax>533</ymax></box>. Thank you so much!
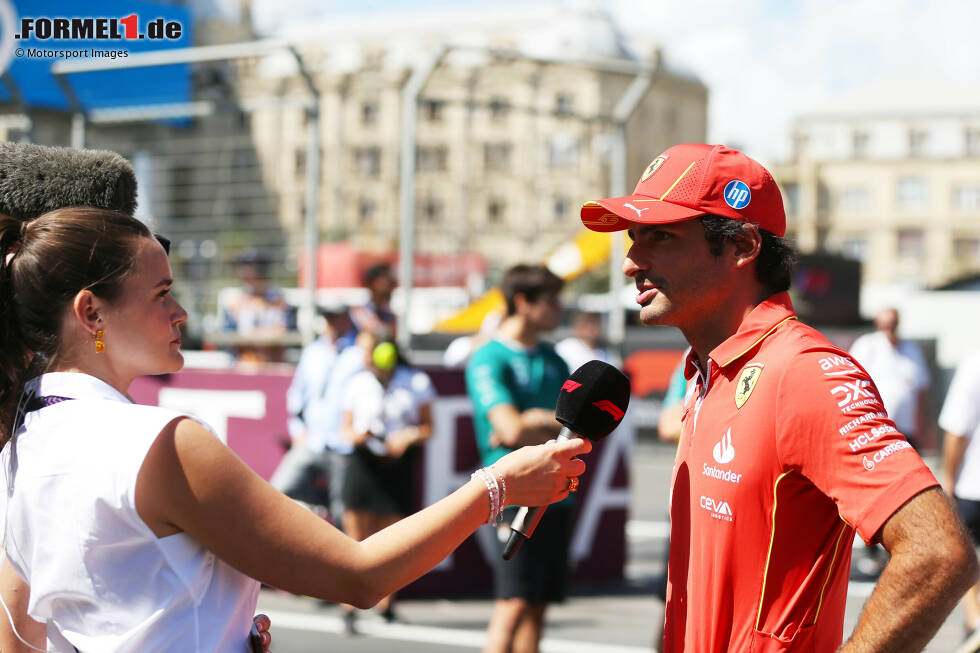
<box><xmin>580</xmin><ymin>143</ymin><xmax>786</xmax><ymax>237</ymax></box>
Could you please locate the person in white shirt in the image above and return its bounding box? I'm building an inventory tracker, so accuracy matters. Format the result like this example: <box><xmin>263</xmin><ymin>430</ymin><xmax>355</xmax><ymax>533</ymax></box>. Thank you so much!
<box><xmin>849</xmin><ymin>307</ymin><xmax>932</xmax><ymax>450</ymax></box>
<box><xmin>940</xmin><ymin>350</ymin><xmax>980</xmax><ymax>652</ymax></box>
<box><xmin>271</xmin><ymin>304</ymin><xmax>356</xmax><ymax>519</ymax></box>
<box><xmin>556</xmin><ymin>310</ymin><xmax>611</xmax><ymax>372</ymax></box>
<box><xmin>338</xmin><ymin>334</ymin><xmax>435</xmax><ymax>631</ymax></box>
<box><xmin>0</xmin><ymin>207</ymin><xmax>591</xmax><ymax>653</ymax></box>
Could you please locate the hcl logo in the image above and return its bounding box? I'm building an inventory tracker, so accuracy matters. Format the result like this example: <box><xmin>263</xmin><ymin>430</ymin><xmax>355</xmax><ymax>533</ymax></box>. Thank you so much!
<box><xmin>723</xmin><ymin>180</ymin><xmax>751</xmax><ymax>210</ymax></box>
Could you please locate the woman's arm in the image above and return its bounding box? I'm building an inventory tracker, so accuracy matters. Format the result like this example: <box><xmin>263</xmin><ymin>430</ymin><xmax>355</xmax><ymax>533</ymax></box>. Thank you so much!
<box><xmin>136</xmin><ymin>417</ymin><xmax>588</xmax><ymax>608</ymax></box>
<box><xmin>0</xmin><ymin>558</ymin><xmax>45</xmax><ymax>653</ymax></box>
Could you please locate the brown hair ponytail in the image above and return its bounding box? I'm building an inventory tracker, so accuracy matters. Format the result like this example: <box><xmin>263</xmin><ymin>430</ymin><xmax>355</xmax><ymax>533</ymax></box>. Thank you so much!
<box><xmin>0</xmin><ymin>207</ymin><xmax>151</xmax><ymax>444</ymax></box>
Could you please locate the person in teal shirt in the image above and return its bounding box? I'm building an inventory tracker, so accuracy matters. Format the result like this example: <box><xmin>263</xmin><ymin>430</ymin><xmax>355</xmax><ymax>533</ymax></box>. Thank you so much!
<box><xmin>465</xmin><ymin>264</ymin><xmax>572</xmax><ymax>653</ymax></box>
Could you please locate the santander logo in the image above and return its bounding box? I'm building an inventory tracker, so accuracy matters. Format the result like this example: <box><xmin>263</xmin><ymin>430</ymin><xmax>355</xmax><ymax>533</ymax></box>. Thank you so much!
<box><xmin>713</xmin><ymin>427</ymin><xmax>735</xmax><ymax>465</ymax></box>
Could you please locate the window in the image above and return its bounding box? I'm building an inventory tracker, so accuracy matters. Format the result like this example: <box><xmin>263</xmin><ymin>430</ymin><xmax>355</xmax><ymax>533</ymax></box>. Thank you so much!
<box><xmin>421</xmin><ymin>99</ymin><xmax>445</xmax><ymax>122</ymax></box>
<box><xmin>896</xmin><ymin>177</ymin><xmax>928</xmax><ymax>210</ymax></box>
<box><xmin>791</xmin><ymin>132</ymin><xmax>809</xmax><ymax>160</ymax></box>
<box><xmin>295</xmin><ymin>149</ymin><xmax>306</xmax><ymax>176</ymax></box>
<box><xmin>420</xmin><ymin>197</ymin><xmax>443</xmax><ymax>223</ymax></box>
<box><xmin>484</xmin><ymin>143</ymin><xmax>511</xmax><ymax>171</ymax></box>
<box><xmin>554</xmin><ymin>93</ymin><xmax>574</xmax><ymax>117</ymax></box>
<box><xmin>782</xmin><ymin>183</ymin><xmax>799</xmax><ymax>216</ymax></box>
<box><xmin>840</xmin><ymin>238</ymin><xmax>868</xmax><ymax>262</ymax></box>
<box><xmin>908</xmin><ymin>129</ymin><xmax>928</xmax><ymax>158</ymax></box>
<box><xmin>852</xmin><ymin>131</ymin><xmax>869</xmax><ymax>159</ymax></box>
<box><xmin>547</xmin><ymin>133</ymin><xmax>579</xmax><ymax>168</ymax></box>
<box><xmin>954</xmin><ymin>237</ymin><xmax>980</xmax><ymax>263</ymax></box>
<box><xmin>966</xmin><ymin>129</ymin><xmax>980</xmax><ymax>157</ymax></box>
<box><xmin>487</xmin><ymin>198</ymin><xmax>506</xmax><ymax>223</ymax></box>
<box><xmin>358</xmin><ymin>198</ymin><xmax>375</xmax><ymax>224</ymax></box>
<box><xmin>953</xmin><ymin>184</ymin><xmax>980</xmax><ymax>211</ymax></box>
<box><xmin>489</xmin><ymin>97</ymin><xmax>510</xmax><ymax>122</ymax></box>
<box><xmin>361</xmin><ymin>102</ymin><xmax>378</xmax><ymax>126</ymax></box>
<box><xmin>353</xmin><ymin>147</ymin><xmax>381</xmax><ymax>177</ymax></box>
<box><xmin>838</xmin><ymin>186</ymin><xmax>870</xmax><ymax>212</ymax></box>
<box><xmin>417</xmin><ymin>146</ymin><xmax>447</xmax><ymax>172</ymax></box>
<box><xmin>897</xmin><ymin>228</ymin><xmax>924</xmax><ymax>259</ymax></box>
<box><xmin>553</xmin><ymin>197</ymin><xmax>568</xmax><ymax>222</ymax></box>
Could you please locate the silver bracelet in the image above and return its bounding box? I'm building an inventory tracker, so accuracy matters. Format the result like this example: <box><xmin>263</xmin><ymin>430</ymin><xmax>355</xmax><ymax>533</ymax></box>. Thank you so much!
<box><xmin>490</xmin><ymin>465</ymin><xmax>507</xmax><ymax>514</ymax></box>
<box><xmin>471</xmin><ymin>468</ymin><xmax>501</xmax><ymax>525</ymax></box>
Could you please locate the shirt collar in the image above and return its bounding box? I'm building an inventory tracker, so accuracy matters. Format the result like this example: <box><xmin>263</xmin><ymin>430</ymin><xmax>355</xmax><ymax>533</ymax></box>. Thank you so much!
<box><xmin>684</xmin><ymin>292</ymin><xmax>799</xmax><ymax>377</ymax></box>
<box><xmin>26</xmin><ymin>372</ymin><xmax>133</xmax><ymax>404</ymax></box>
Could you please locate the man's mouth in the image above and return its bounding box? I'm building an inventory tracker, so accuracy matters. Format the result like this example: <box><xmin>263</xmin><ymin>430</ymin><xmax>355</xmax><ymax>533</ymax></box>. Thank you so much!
<box><xmin>635</xmin><ymin>287</ymin><xmax>660</xmax><ymax>305</ymax></box>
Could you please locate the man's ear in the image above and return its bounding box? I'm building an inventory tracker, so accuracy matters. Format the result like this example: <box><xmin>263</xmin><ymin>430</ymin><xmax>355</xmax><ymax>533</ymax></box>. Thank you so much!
<box><xmin>512</xmin><ymin>292</ymin><xmax>530</xmax><ymax>315</ymax></box>
<box><xmin>71</xmin><ymin>289</ymin><xmax>104</xmax><ymax>337</ymax></box>
<box><xmin>732</xmin><ymin>224</ymin><xmax>763</xmax><ymax>269</ymax></box>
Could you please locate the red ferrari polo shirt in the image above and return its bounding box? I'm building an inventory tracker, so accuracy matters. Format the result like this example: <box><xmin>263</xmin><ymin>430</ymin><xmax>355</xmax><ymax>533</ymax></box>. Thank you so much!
<box><xmin>664</xmin><ymin>292</ymin><xmax>938</xmax><ymax>653</ymax></box>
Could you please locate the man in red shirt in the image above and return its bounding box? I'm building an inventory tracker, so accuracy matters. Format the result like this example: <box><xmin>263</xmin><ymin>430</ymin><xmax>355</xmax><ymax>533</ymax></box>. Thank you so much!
<box><xmin>581</xmin><ymin>143</ymin><xmax>977</xmax><ymax>652</ymax></box>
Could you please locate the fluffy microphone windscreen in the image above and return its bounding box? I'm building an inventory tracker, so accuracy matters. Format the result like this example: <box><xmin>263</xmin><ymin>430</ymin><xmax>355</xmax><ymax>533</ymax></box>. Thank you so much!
<box><xmin>0</xmin><ymin>142</ymin><xmax>138</xmax><ymax>219</ymax></box>
<box><xmin>554</xmin><ymin>360</ymin><xmax>630</xmax><ymax>440</ymax></box>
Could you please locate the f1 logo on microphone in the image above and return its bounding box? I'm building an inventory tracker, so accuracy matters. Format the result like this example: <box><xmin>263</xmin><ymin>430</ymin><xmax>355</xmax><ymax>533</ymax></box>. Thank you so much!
<box><xmin>593</xmin><ymin>400</ymin><xmax>624</xmax><ymax>420</ymax></box>
<box><xmin>562</xmin><ymin>380</ymin><xmax>582</xmax><ymax>392</ymax></box>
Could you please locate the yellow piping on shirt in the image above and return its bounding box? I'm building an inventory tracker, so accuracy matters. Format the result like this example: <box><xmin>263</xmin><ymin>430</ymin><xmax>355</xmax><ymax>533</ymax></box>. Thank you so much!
<box><xmin>813</xmin><ymin>520</ymin><xmax>850</xmax><ymax>625</ymax></box>
<box><xmin>757</xmin><ymin>470</ymin><xmax>794</xmax><ymax>630</ymax></box>
<box><xmin>721</xmin><ymin>316</ymin><xmax>798</xmax><ymax>368</ymax></box>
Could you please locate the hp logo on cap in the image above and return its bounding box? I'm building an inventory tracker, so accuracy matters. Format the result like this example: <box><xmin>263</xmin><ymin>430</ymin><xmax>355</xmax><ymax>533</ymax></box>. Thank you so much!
<box><xmin>724</xmin><ymin>180</ymin><xmax>751</xmax><ymax>210</ymax></box>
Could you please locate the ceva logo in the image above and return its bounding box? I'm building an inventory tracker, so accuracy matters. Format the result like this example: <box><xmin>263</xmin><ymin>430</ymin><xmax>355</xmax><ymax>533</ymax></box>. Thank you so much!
<box><xmin>700</xmin><ymin>496</ymin><xmax>733</xmax><ymax>522</ymax></box>
<box><xmin>712</xmin><ymin>427</ymin><xmax>735</xmax><ymax>464</ymax></box>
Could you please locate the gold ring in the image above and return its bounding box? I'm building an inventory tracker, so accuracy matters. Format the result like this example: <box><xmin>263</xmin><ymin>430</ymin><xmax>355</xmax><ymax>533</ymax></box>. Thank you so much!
<box><xmin>568</xmin><ymin>477</ymin><xmax>579</xmax><ymax>493</ymax></box>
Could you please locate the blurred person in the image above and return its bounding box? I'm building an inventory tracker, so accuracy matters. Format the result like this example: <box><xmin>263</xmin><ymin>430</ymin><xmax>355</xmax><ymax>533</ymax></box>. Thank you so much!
<box><xmin>556</xmin><ymin>310</ymin><xmax>611</xmax><ymax>371</ymax></box>
<box><xmin>443</xmin><ymin>310</ymin><xmax>503</xmax><ymax>368</ymax></box>
<box><xmin>0</xmin><ymin>208</ymin><xmax>591</xmax><ymax>653</ymax></box>
<box><xmin>220</xmin><ymin>248</ymin><xmax>296</xmax><ymax>363</ymax></box>
<box><xmin>581</xmin><ymin>142</ymin><xmax>975</xmax><ymax>652</ymax></box>
<box><xmin>940</xmin><ymin>349</ymin><xmax>980</xmax><ymax>653</ymax></box>
<box><xmin>338</xmin><ymin>334</ymin><xmax>435</xmax><ymax>633</ymax></box>
<box><xmin>270</xmin><ymin>303</ymin><xmax>356</xmax><ymax>517</ymax></box>
<box><xmin>849</xmin><ymin>307</ymin><xmax>932</xmax><ymax>451</ymax></box>
<box><xmin>350</xmin><ymin>261</ymin><xmax>398</xmax><ymax>335</ymax></box>
<box><xmin>656</xmin><ymin>353</ymin><xmax>689</xmax><ymax>445</ymax></box>
<box><xmin>652</xmin><ymin>352</ymin><xmax>688</xmax><ymax>652</ymax></box>
<box><xmin>465</xmin><ymin>264</ymin><xmax>571</xmax><ymax>653</ymax></box>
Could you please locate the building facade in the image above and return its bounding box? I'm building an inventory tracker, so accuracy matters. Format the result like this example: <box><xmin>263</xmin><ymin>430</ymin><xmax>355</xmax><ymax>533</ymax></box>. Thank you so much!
<box><xmin>772</xmin><ymin>82</ymin><xmax>980</xmax><ymax>288</ymax></box>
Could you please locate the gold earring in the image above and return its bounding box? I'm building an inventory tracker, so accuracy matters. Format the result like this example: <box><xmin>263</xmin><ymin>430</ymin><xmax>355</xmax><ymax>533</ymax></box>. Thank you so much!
<box><xmin>95</xmin><ymin>329</ymin><xmax>105</xmax><ymax>354</ymax></box>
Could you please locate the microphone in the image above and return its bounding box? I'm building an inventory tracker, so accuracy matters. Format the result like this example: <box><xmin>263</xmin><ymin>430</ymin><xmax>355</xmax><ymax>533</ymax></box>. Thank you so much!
<box><xmin>0</xmin><ymin>142</ymin><xmax>138</xmax><ymax>219</ymax></box>
<box><xmin>502</xmin><ymin>360</ymin><xmax>630</xmax><ymax>560</ymax></box>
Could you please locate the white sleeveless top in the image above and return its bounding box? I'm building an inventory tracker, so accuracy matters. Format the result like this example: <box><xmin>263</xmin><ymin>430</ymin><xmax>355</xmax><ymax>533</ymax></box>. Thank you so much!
<box><xmin>0</xmin><ymin>373</ymin><xmax>259</xmax><ymax>652</ymax></box>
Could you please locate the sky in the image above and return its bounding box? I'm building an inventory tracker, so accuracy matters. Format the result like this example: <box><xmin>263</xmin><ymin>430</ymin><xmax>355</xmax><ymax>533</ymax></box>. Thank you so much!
<box><xmin>232</xmin><ymin>0</ymin><xmax>980</xmax><ymax>163</ymax></box>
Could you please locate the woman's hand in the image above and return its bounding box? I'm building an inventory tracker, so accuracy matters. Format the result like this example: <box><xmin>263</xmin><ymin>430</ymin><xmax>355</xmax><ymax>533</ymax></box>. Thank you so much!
<box><xmin>253</xmin><ymin>613</ymin><xmax>271</xmax><ymax>652</ymax></box>
<box><xmin>493</xmin><ymin>437</ymin><xmax>591</xmax><ymax>507</ymax></box>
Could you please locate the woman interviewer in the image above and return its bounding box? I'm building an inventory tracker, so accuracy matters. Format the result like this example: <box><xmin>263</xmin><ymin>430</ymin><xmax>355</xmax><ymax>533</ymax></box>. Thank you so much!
<box><xmin>0</xmin><ymin>208</ymin><xmax>588</xmax><ymax>652</ymax></box>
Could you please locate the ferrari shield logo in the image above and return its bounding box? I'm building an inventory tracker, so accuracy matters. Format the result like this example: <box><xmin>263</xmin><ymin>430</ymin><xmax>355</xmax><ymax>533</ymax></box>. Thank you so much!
<box><xmin>735</xmin><ymin>364</ymin><xmax>764</xmax><ymax>409</ymax></box>
<box><xmin>640</xmin><ymin>155</ymin><xmax>668</xmax><ymax>182</ymax></box>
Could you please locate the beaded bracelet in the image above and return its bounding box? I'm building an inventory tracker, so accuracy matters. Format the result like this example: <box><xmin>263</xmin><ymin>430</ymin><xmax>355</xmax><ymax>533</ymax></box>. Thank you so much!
<box><xmin>471</xmin><ymin>467</ymin><xmax>503</xmax><ymax>525</ymax></box>
<box><xmin>490</xmin><ymin>465</ymin><xmax>507</xmax><ymax>512</ymax></box>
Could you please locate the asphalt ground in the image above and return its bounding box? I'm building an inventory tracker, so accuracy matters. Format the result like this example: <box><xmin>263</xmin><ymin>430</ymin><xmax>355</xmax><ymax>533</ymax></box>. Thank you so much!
<box><xmin>257</xmin><ymin>440</ymin><xmax>972</xmax><ymax>652</ymax></box>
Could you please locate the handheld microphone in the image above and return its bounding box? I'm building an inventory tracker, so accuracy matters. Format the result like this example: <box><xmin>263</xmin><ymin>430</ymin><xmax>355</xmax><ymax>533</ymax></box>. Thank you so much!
<box><xmin>502</xmin><ymin>359</ymin><xmax>630</xmax><ymax>560</ymax></box>
<box><xmin>0</xmin><ymin>142</ymin><xmax>138</xmax><ymax>219</ymax></box>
